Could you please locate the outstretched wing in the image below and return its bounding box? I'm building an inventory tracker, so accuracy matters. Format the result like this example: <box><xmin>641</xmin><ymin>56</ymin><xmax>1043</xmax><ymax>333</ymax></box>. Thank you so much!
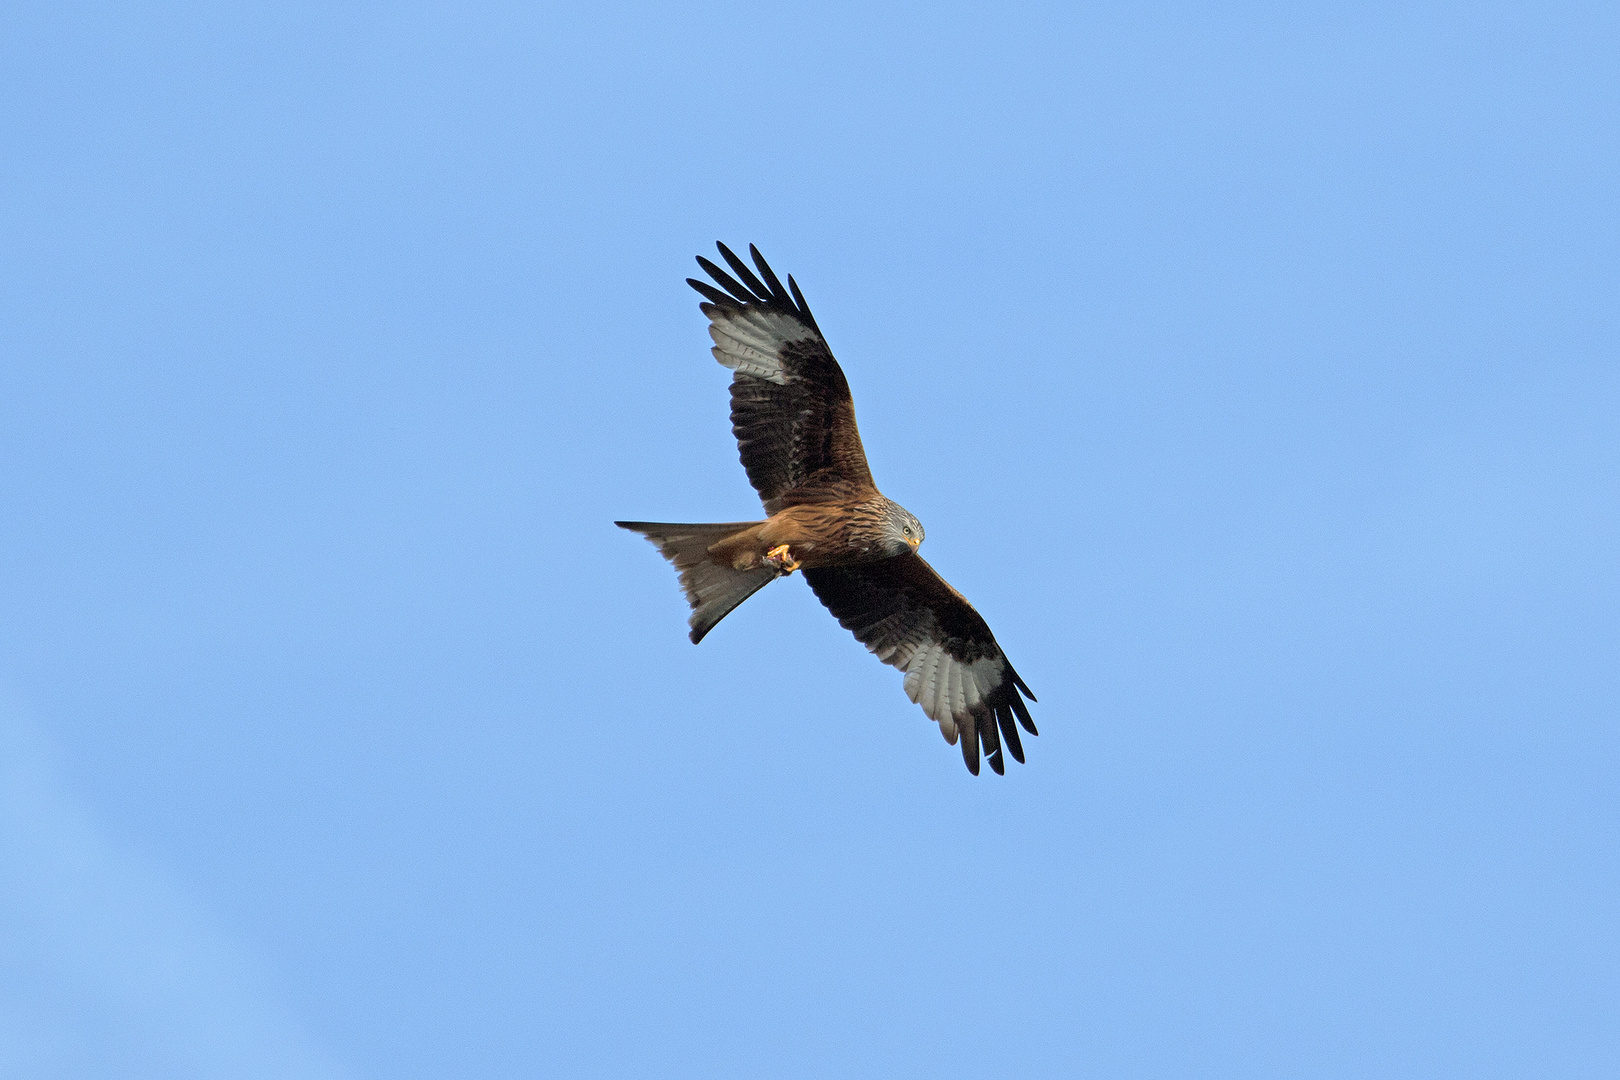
<box><xmin>688</xmin><ymin>243</ymin><xmax>876</xmax><ymax>514</ymax></box>
<box><xmin>802</xmin><ymin>555</ymin><xmax>1037</xmax><ymax>776</ymax></box>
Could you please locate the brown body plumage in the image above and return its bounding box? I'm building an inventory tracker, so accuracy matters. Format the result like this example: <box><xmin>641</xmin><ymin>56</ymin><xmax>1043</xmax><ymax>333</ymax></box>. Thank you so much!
<box><xmin>616</xmin><ymin>244</ymin><xmax>1036</xmax><ymax>775</ymax></box>
<box><xmin>709</xmin><ymin>495</ymin><xmax>895</xmax><ymax>572</ymax></box>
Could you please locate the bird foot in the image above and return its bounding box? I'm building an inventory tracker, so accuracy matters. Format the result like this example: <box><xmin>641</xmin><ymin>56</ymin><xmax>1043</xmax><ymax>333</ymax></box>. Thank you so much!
<box><xmin>764</xmin><ymin>544</ymin><xmax>801</xmax><ymax>574</ymax></box>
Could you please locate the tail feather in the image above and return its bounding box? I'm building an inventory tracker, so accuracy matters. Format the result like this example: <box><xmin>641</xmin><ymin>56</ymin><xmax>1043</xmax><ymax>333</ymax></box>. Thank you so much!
<box><xmin>614</xmin><ymin>520</ymin><xmax>778</xmax><ymax>643</ymax></box>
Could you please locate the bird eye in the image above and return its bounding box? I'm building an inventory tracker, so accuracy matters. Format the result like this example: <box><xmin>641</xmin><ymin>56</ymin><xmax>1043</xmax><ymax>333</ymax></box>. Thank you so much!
<box><xmin>903</xmin><ymin>526</ymin><xmax>913</xmax><ymax>536</ymax></box>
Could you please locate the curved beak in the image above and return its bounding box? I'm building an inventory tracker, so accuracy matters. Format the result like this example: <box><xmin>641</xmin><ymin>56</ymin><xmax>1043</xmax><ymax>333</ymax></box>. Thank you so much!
<box><xmin>907</xmin><ymin>536</ymin><xmax>920</xmax><ymax>551</ymax></box>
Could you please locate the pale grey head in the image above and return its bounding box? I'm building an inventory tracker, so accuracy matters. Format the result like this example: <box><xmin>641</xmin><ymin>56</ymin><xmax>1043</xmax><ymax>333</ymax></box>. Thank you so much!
<box><xmin>877</xmin><ymin>497</ymin><xmax>926</xmax><ymax>558</ymax></box>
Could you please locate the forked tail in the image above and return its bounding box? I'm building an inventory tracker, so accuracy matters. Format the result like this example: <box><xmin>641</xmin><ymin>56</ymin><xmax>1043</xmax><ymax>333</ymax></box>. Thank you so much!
<box><xmin>614</xmin><ymin>520</ymin><xmax>778</xmax><ymax>643</ymax></box>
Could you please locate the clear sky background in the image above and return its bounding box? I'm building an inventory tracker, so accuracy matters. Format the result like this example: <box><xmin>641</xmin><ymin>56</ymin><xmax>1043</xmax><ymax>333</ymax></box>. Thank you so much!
<box><xmin>3</xmin><ymin>2</ymin><xmax>1617</xmax><ymax>1077</ymax></box>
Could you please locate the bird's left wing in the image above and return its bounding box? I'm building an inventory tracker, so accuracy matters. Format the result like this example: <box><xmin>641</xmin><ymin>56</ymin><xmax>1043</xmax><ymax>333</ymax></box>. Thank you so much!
<box><xmin>688</xmin><ymin>243</ymin><xmax>877</xmax><ymax>513</ymax></box>
<box><xmin>802</xmin><ymin>555</ymin><xmax>1037</xmax><ymax>775</ymax></box>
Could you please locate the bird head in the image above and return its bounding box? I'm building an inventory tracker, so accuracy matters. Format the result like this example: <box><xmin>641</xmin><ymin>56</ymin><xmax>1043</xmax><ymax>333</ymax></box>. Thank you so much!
<box><xmin>879</xmin><ymin>499</ymin><xmax>925</xmax><ymax>557</ymax></box>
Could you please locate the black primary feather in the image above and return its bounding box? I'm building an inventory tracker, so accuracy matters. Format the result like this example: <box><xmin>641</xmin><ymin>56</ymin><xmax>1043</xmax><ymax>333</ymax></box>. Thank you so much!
<box><xmin>694</xmin><ymin>256</ymin><xmax>755</xmax><ymax>305</ymax></box>
<box><xmin>718</xmin><ymin>242</ymin><xmax>772</xmax><ymax>300</ymax></box>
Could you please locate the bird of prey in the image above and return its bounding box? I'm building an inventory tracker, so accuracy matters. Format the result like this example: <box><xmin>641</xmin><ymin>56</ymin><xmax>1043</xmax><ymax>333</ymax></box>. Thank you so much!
<box><xmin>616</xmin><ymin>243</ymin><xmax>1037</xmax><ymax>775</ymax></box>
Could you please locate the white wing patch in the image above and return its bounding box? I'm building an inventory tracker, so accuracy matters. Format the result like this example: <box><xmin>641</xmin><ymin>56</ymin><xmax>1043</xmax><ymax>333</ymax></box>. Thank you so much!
<box><xmin>899</xmin><ymin>644</ymin><xmax>1005</xmax><ymax>746</ymax></box>
<box><xmin>707</xmin><ymin>308</ymin><xmax>817</xmax><ymax>385</ymax></box>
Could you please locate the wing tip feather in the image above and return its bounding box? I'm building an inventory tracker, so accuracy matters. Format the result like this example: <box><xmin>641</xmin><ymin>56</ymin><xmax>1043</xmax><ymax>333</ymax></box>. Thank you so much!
<box><xmin>694</xmin><ymin>255</ymin><xmax>755</xmax><ymax>305</ymax></box>
<box><xmin>691</xmin><ymin>244</ymin><xmax>822</xmax><ymax>335</ymax></box>
<box><xmin>718</xmin><ymin>242</ymin><xmax>771</xmax><ymax>301</ymax></box>
<box><xmin>688</xmin><ymin>278</ymin><xmax>733</xmax><ymax>307</ymax></box>
<box><xmin>1009</xmin><ymin>691</ymin><xmax>1038</xmax><ymax>736</ymax></box>
<box><xmin>960</xmin><ymin>729</ymin><xmax>980</xmax><ymax>775</ymax></box>
<box><xmin>996</xmin><ymin>704</ymin><xmax>1026</xmax><ymax>764</ymax></box>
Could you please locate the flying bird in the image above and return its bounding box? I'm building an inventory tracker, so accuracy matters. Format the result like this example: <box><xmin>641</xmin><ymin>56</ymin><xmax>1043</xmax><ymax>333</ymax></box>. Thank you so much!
<box><xmin>616</xmin><ymin>243</ymin><xmax>1037</xmax><ymax>775</ymax></box>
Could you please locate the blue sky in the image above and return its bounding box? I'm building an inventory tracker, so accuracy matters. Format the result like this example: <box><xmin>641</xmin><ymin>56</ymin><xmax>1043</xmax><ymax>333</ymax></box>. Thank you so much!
<box><xmin>3</xmin><ymin>2</ymin><xmax>1617</xmax><ymax>1076</ymax></box>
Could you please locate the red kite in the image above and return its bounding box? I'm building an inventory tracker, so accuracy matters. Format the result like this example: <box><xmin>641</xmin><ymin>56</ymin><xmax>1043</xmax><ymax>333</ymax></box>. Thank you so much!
<box><xmin>617</xmin><ymin>244</ymin><xmax>1037</xmax><ymax>774</ymax></box>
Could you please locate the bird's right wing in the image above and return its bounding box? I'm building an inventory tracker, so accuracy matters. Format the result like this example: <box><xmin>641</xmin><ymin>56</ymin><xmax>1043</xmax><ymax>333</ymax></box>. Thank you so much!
<box><xmin>689</xmin><ymin>243</ymin><xmax>876</xmax><ymax>513</ymax></box>
<box><xmin>802</xmin><ymin>553</ymin><xmax>1037</xmax><ymax>776</ymax></box>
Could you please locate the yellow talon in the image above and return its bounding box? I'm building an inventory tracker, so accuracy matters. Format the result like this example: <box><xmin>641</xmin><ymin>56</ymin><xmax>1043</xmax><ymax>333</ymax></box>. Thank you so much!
<box><xmin>765</xmin><ymin>543</ymin><xmax>801</xmax><ymax>574</ymax></box>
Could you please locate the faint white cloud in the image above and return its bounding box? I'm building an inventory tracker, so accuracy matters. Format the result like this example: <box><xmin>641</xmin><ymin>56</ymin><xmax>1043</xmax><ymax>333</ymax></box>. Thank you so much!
<box><xmin>0</xmin><ymin>702</ymin><xmax>353</xmax><ymax>1080</ymax></box>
